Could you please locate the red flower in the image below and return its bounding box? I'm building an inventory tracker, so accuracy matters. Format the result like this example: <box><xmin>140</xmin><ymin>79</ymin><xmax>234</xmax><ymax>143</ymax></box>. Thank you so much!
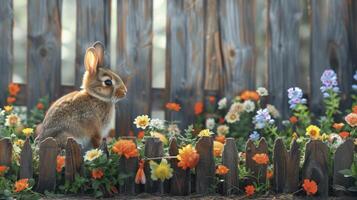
<box><xmin>245</xmin><ymin>185</ymin><xmax>255</xmax><ymax>196</ymax></box>
<box><xmin>194</xmin><ymin>102</ymin><xmax>204</xmax><ymax>115</ymax></box>
<box><xmin>166</xmin><ymin>102</ymin><xmax>181</xmax><ymax>112</ymax></box>
<box><xmin>302</xmin><ymin>179</ymin><xmax>318</xmax><ymax>196</ymax></box>
<box><xmin>92</xmin><ymin>168</ymin><xmax>104</xmax><ymax>179</ymax></box>
<box><xmin>137</xmin><ymin>131</ymin><xmax>145</xmax><ymax>140</ymax></box>
<box><xmin>289</xmin><ymin>116</ymin><xmax>298</xmax><ymax>124</ymax></box>
<box><xmin>339</xmin><ymin>131</ymin><xmax>350</xmax><ymax>139</ymax></box>
<box><xmin>8</xmin><ymin>83</ymin><xmax>20</xmax><ymax>96</ymax></box>
<box><xmin>36</xmin><ymin>102</ymin><xmax>44</xmax><ymax>110</ymax></box>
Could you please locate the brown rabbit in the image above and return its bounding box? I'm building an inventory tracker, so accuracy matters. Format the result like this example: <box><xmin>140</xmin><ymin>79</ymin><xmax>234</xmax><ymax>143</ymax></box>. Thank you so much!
<box><xmin>36</xmin><ymin>42</ymin><xmax>127</xmax><ymax>150</ymax></box>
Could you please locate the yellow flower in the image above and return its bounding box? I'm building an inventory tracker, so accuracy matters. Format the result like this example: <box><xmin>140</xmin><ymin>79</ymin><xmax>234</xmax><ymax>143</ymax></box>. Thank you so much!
<box><xmin>22</xmin><ymin>128</ymin><xmax>33</xmax><ymax>137</ymax></box>
<box><xmin>354</xmin><ymin>138</ymin><xmax>357</xmax><ymax>145</ymax></box>
<box><xmin>5</xmin><ymin>114</ymin><xmax>21</xmax><ymax>127</ymax></box>
<box><xmin>149</xmin><ymin>159</ymin><xmax>173</xmax><ymax>181</ymax></box>
<box><xmin>133</xmin><ymin>115</ymin><xmax>150</xmax><ymax>129</ymax></box>
<box><xmin>213</xmin><ymin>141</ymin><xmax>224</xmax><ymax>157</ymax></box>
<box><xmin>84</xmin><ymin>149</ymin><xmax>103</xmax><ymax>161</ymax></box>
<box><xmin>320</xmin><ymin>133</ymin><xmax>329</xmax><ymax>141</ymax></box>
<box><xmin>14</xmin><ymin>139</ymin><xmax>25</xmax><ymax>147</ymax></box>
<box><xmin>4</xmin><ymin>105</ymin><xmax>13</xmax><ymax>112</ymax></box>
<box><xmin>306</xmin><ymin>125</ymin><xmax>320</xmax><ymax>140</ymax></box>
<box><xmin>198</xmin><ymin>129</ymin><xmax>212</xmax><ymax>137</ymax></box>
<box><xmin>292</xmin><ymin>132</ymin><xmax>298</xmax><ymax>140</ymax></box>
<box><xmin>150</xmin><ymin>131</ymin><xmax>168</xmax><ymax>145</ymax></box>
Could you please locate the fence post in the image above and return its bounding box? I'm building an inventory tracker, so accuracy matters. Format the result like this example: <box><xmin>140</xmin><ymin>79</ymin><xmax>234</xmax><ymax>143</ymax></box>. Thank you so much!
<box><xmin>222</xmin><ymin>138</ymin><xmax>239</xmax><ymax>195</ymax></box>
<box><xmin>195</xmin><ymin>136</ymin><xmax>215</xmax><ymax>194</ymax></box>
<box><xmin>118</xmin><ymin>137</ymin><xmax>138</xmax><ymax>194</ymax></box>
<box><xmin>0</xmin><ymin>138</ymin><xmax>12</xmax><ymax>166</ymax></box>
<box><xmin>65</xmin><ymin>138</ymin><xmax>83</xmax><ymax>183</ymax></box>
<box><xmin>246</xmin><ymin>138</ymin><xmax>268</xmax><ymax>184</ymax></box>
<box><xmin>144</xmin><ymin>137</ymin><xmax>164</xmax><ymax>193</ymax></box>
<box><xmin>20</xmin><ymin>138</ymin><xmax>33</xmax><ymax>179</ymax></box>
<box><xmin>333</xmin><ymin>139</ymin><xmax>354</xmax><ymax>194</ymax></box>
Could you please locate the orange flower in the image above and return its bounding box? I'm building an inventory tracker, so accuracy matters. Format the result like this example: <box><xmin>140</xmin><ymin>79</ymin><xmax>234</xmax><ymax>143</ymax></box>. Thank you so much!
<box><xmin>112</xmin><ymin>139</ymin><xmax>139</xmax><ymax>159</ymax></box>
<box><xmin>7</xmin><ymin>97</ymin><xmax>16</xmax><ymax>104</ymax></box>
<box><xmin>0</xmin><ymin>165</ymin><xmax>8</xmax><ymax>176</ymax></box>
<box><xmin>216</xmin><ymin>165</ymin><xmax>229</xmax><ymax>175</ymax></box>
<box><xmin>36</xmin><ymin>102</ymin><xmax>44</xmax><ymax>110</ymax></box>
<box><xmin>92</xmin><ymin>168</ymin><xmax>104</xmax><ymax>179</ymax></box>
<box><xmin>209</xmin><ymin>96</ymin><xmax>216</xmax><ymax>104</ymax></box>
<box><xmin>339</xmin><ymin>131</ymin><xmax>350</xmax><ymax>139</ymax></box>
<box><xmin>240</xmin><ymin>90</ymin><xmax>260</xmax><ymax>101</ymax></box>
<box><xmin>213</xmin><ymin>141</ymin><xmax>224</xmax><ymax>157</ymax></box>
<box><xmin>177</xmin><ymin>144</ymin><xmax>200</xmax><ymax>170</ymax></box>
<box><xmin>332</xmin><ymin>123</ymin><xmax>344</xmax><ymax>130</ymax></box>
<box><xmin>245</xmin><ymin>185</ymin><xmax>255</xmax><ymax>196</ymax></box>
<box><xmin>289</xmin><ymin>116</ymin><xmax>298</xmax><ymax>124</ymax></box>
<box><xmin>353</xmin><ymin>105</ymin><xmax>357</xmax><ymax>114</ymax></box>
<box><xmin>135</xmin><ymin>160</ymin><xmax>146</xmax><ymax>184</ymax></box>
<box><xmin>194</xmin><ymin>102</ymin><xmax>204</xmax><ymax>115</ymax></box>
<box><xmin>166</xmin><ymin>102</ymin><xmax>181</xmax><ymax>112</ymax></box>
<box><xmin>302</xmin><ymin>179</ymin><xmax>318</xmax><ymax>196</ymax></box>
<box><xmin>215</xmin><ymin>135</ymin><xmax>226</xmax><ymax>144</ymax></box>
<box><xmin>8</xmin><ymin>83</ymin><xmax>20</xmax><ymax>96</ymax></box>
<box><xmin>267</xmin><ymin>169</ymin><xmax>273</xmax><ymax>179</ymax></box>
<box><xmin>252</xmin><ymin>153</ymin><xmax>269</xmax><ymax>165</ymax></box>
<box><xmin>345</xmin><ymin>113</ymin><xmax>357</xmax><ymax>127</ymax></box>
<box><xmin>137</xmin><ymin>131</ymin><xmax>145</xmax><ymax>140</ymax></box>
<box><xmin>56</xmin><ymin>155</ymin><xmax>65</xmax><ymax>173</ymax></box>
<box><xmin>14</xmin><ymin>178</ymin><xmax>29</xmax><ymax>193</ymax></box>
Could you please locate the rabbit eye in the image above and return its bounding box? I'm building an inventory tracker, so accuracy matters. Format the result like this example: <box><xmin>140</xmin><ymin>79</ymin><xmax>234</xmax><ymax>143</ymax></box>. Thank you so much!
<box><xmin>104</xmin><ymin>79</ymin><xmax>112</xmax><ymax>86</ymax></box>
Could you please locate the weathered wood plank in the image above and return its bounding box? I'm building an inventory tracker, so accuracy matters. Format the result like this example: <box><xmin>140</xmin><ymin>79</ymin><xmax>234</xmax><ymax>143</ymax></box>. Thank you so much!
<box><xmin>302</xmin><ymin>140</ymin><xmax>329</xmax><ymax>198</ymax></box>
<box><xmin>75</xmin><ymin>0</ymin><xmax>111</xmax><ymax>87</ymax></box>
<box><xmin>273</xmin><ymin>138</ymin><xmax>286</xmax><ymax>193</ymax></box>
<box><xmin>65</xmin><ymin>138</ymin><xmax>83</xmax><ymax>182</ymax></box>
<box><xmin>169</xmin><ymin>138</ymin><xmax>190</xmax><ymax>195</ymax></box>
<box><xmin>118</xmin><ymin>137</ymin><xmax>138</xmax><ymax>194</ymax></box>
<box><xmin>310</xmin><ymin>0</ymin><xmax>353</xmax><ymax>113</ymax></box>
<box><xmin>0</xmin><ymin>0</ymin><xmax>13</xmax><ymax>107</ymax></box>
<box><xmin>144</xmin><ymin>137</ymin><xmax>164</xmax><ymax>193</ymax></box>
<box><xmin>246</xmin><ymin>138</ymin><xmax>268</xmax><ymax>184</ymax></box>
<box><xmin>0</xmin><ymin>138</ymin><xmax>12</xmax><ymax>166</ymax></box>
<box><xmin>166</xmin><ymin>0</ymin><xmax>205</xmax><ymax>128</ymax></box>
<box><xmin>218</xmin><ymin>0</ymin><xmax>256</xmax><ymax>96</ymax></box>
<box><xmin>20</xmin><ymin>138</ymin><xmax>33</xmax><ymax>179</ymax></box>
<box><xmin>285</xmin><ymin>139</ymin><xmax>300</xmax><ymax>193</ymax></box>
<box><xmin>222</xmin><ymin>138</ymin><xmax>239</xmax><ymax>195</ymax></box>
<box><xmin>37</xmin><ymin>137</ymin><xmax>58</xmax><ymax>193</ymax></box>
<box><xmin>195</xmin><ymin>136</ymin><xmax>215</xmax><ymax>194</ymax></box>
<box><xmin>116</xmin><ymin>0</ymin><xmax>153</xmax><ymax>136</ymax></box>
<box><xmin>348</xmin><ymin>0</ymin><xmax>357</xmax><ymax>75</ymax></box>
<box><xmin>267</xmin><ymin>0</ymin><xmax>302</xmax><ymax>118</ymax></box>
<box><xmin>333</xmin><ymin>139</ymin><xmax>354</xmax><ymax>193</ymax></box>
<box><xmin>27</xmin><ymin>0</ymin><xmax>62</xmax><ymax>108</ymax></box>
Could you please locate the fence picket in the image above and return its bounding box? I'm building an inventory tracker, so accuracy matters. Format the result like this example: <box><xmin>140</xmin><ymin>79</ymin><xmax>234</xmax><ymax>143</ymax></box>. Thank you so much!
<box><xmin>222</xmin><ymin>138</ymin><xmax>239</xmax><ymax>195</ymax></box>
<box><xmin>144</xmin><ymin>137</ymin><xmax>164</xmax><ymax>193</ymax></box>
<box><xmin>246</xmin><ymin>138</ymin><xmax>268</xmax><ymax>184</ymax></box>
<box><xmin>333</xmin><ymin>139</ymin><xmax>354</xmax><ymax>194</ymax></box>
<box><xmin>285</xmin><ymin>139</ymin><xmax>300</xmax><ymax>193</ymax></box>
<box><xmin>65</xmin><ymin>138</ymin><xmax>83</xmax><ymax>182</ymax></box>
<box><xmin>0</xmin><ymin>138</ymin><xmax>12</xmax><ymax>166</ymax></box>
<box><xmin>195</xmin><ymin>136</ymin><xmax>215</xmax><ymax>194</ymax></box>
<box><xmin>20</xmin><ymin>138</ymin><xmax>33</xmax><ymax>179</ymax></box>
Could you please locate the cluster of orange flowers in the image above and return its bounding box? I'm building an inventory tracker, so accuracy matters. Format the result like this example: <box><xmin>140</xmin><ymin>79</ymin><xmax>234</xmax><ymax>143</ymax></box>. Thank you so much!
<box><xmin>14</xmin><ymin>178</ymin><xmax>29</xmax><ymax>193</ymax></box>
<box><xmin>7</xmin><ymin>83</ymin><xmax>21</xmax><ymax>105</ymax></box>
<box><xmin>112</xmin><ymin>139</ymin><xmax>139</xmax><ymax>159</ymax></box>
<box><xmin>165</xmin><ymin>102</ymin><xmax>181</xmax><ymax>112</ymax></box>
<box><xmin>240</xmin><ymin>90</ymin><xmax>260</xmax><ymax>101</ymax></box>
<box><xmin>245</xmin><ymin>184</ymin><xmax>255</xmax><ymax>196</ymax></box>
<box><xmin>56</xmin><ymin>155</ymin><xmax>65</xmax><ymax>173</ymax></box>
<box><xmin>194</xmin><ymin>102</ymin><xmax>204</xmax><ymax>115</ymax></box>
<box><xmin>216</xmin><ymin>165</ymin><xmax>229</xmax><ymax>175</ymax></box>
<box><xmin>252</xmin><ymin>153</ymin><xmax>269</xmax><ymax>165</ymax></box>
<box><xmin>177</xmin><ymin>144</ymin><xmax>200</xmax><ymax>170</ymax></box>
<box><xmin>302</xmin><ymin>179</ymin><xmax>318</xmax><ymax>196</ymax></box>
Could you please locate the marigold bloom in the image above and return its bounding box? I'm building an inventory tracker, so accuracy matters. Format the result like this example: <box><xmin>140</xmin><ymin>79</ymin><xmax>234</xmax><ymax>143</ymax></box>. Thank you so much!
<box><xmin>215</xmin><ymin>135</ymin><xmax>226</xmax><ymax>144</ymax></box>
<box><xmin>339</xmin><ymin>131</ymin><xmax>350</xmax><ymax>139</ymax></box>
<box><xmin>216</xmin><ymin>165</ymin><xmax>229</xmax><ymax>175</ymax></box>
<box><xmin>177</xmin><ymin>144</ymin><xmax>200</xmax><ymax>170</ymax></box>
<box><xmin>345</xmin><ymin>113</ymin><xmax>357</xmax><ymax>127</ymax></box>
<box><xmin>0</xmin><ymin>165</ymin><xmax>8</xmax><ymax>176</ymax></box>
<box><xmin>134</xmin><ymin>115</ymin><xmax>150</xmax><ymax>129</ymax></box>
<box><xmin>4</xmin><ymin>105</ymin><xmax>13</xmax><ymax>112</ymax></box>
<box><xmin>36</xmin><ymin>102</ymin><xmax>44</xmax><ymax>110</ymax></box>
<box><xmin>56</xmin><ymin>155</ymin><xmax>65</xmax><ymax>173</ymax></box>
<box><xmin>22</xmin><ymin>128</ymin><xmax>34</xmax><ymax>137</ymax></box>
<box><xmin>8</xmin><ymin>83</ymin><xmax>20</xmax><ymax>96</ymax></box>
<box><xmin>84</xmin><ymin>149</ymin><xmax>103</xmax><ymax>161</ymax></box>
<box><xmin>112</xmin><ymin>139</ymin><xmax>139</xmax><ymax>159</ymax></box>
<box><xmin>14</xmin><ymin>178</ymin><xmax>29</xmax><ymax>193</ymax></box>
<box><xmin>306</xmin><ymin>125</ymin><xmax>321</xmax><ymax>140</ymax></box>
<box><xmin>240</xmin><ymin>90</ymin><xmax>260</xmax><ymax>101</ymax></box>
<box><xmin>137</xmin><ymin>131</ymin><xmax>145</xmax><ymax>140</ymax></box>
<box><xmin>289</xmin><ymin>116</ymin><xmax>298</xmax><ymax>124</ymax></box>
<box><xmin>252</xmin><ymin>153</ymin><xmax>269</xmax><ymax>165</ymax></box>
<box><xmin>302</xmin><ymin>179</ymin><xmax>318</xmax><ymax>196</ymax></box>
<box><xmin>198</xmin><ymin>129</ymin><xmax>211</xmax><ymax>137</ymax></box>
<box><xmin>92</xmin><ymin>168</ymin><xmax>104</xmax><ymax>179</ymax></box>
<box><xmin>267</xmin><ymin>169</ymin><xmax>273</xmax><ymax>179</ymax></box>
<box><xmin>245</xmin><ymin>185</ymin><xmax>255</xmax><ymax>196</ymax></box>
<box><xmin>150</xmin><ymin>131</ymin><xmax>168</xmax><ymax>145</ymax></box>
<box><xmin>135</xmin><ymin>160</ymin><xmax>146</xmax><ymax>184</ymax></box>
<box><xmin>213</xmin><ymin>141</ymin><xmax>224</xmax><ymax>157</ymax></box>
<box><xmin>7</xmin><ymin>97</ymin><xmax>16</xmax><ymax>104</ymax></box>
<box><xmin>194</xmin><ymin>102</ymin><xmax>204</xmax><ymax>115</ymax></box>
<box><xmin>353</xmin><ymin>105</ymin><xmax>357</xmax><ymax>114</ymax></box>
<box><xmin>150</xmin><ymin>159</ymin><xmax>173</xmax><ymax>182</ymax></box>
<box><xmin>165</xmin><ymin>102</ymin><xmax>181</xmax><ymax>112</ymax></box>
<box><xmin>332</xmin><ymin>123</ymin><xmax>344</xmax><ymax>130</ymax></box>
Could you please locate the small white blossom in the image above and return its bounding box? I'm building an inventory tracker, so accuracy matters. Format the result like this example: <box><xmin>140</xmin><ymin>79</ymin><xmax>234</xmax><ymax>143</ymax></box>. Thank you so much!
<box><xmin>168</xmin><ymin>124</ymin><xmax>180</xmax><ymax>135</ymax></box>
<box><xmin>218</xmin><ymin>98</ymin><xmax>227</xmax><ymax>110</ymax></box>
<box><xmin>267</xmin><ymin>104</ymin><xmax>280</xmax><ymax>118</ymax></box>
<box><xmin>149</xmin><ymin>118</ymin><xmax>165</xmax><ymax>130</ymax></box>
<box><xmin>205</xmin><ymin>118</ymin><xmax>216</xmax><ymax>130</ymax></box>
<box><xmin>217</xmin><ymin>125</ymin><xmax>229</xmax><ymax>135</ymax></box>
<box><xmin>243</xmin><ymin>100</ymin><xmax>255</xmax><ymax>113</ymax></box>
<box><xmin>229</xmin><ymin>102</ymin><xmax>245</xmax><ymax>113</ymax></box>
<box><xmin>0</xmin><ymin>109</ymin><xmax>5</xmax><ymax>117</ymax></box>
<box><xmin>225</xmin><ymin>112</ymin><xmax>240</xmax><ymax>123</ymax></box>
<box><xmin>256</xmin><ymin>87</ymin><xmax>268</xmax><ymax>96</ymax></box>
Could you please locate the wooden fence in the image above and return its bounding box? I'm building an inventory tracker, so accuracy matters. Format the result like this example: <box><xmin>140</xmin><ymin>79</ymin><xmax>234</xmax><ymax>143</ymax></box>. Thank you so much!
<box><xmin>1</xmin><ymin>0</ymin><xmax>357</xmax><ymax>136</ymax></box>
<box><xmin>0</xmin><ymin>137</ymin><xmax>355</xmax><ymax>197</ymax></box>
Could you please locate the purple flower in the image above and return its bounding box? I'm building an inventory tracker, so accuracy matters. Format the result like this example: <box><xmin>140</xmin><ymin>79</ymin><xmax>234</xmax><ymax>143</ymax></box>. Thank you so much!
<box><xmin>352</xmin><ymin>71</ymin><xmax>357</xmax><ymax>91</ymax></box>
<box><xmin>287</xmin><ymin>87</ymin><xmax>307</xmax><ymax>109</ymax></box>
<box><xmin>249</xmin><ymin>131</ymin><xmax>260</xmax><ymax>141</ymax></box>
<box><xmin>354</xmin><ymin>71</ymin><xmax>357</xmax><ymax>81</ymax></box>
<box><xmin>320</xmin><ymin>69</ymin><xmax>339</xmax><ymax>97</ymax></box>
<box><xmin>253</xmin><ymin>108</ymin><xmax>272</xmax><ymax>129</ymax></box>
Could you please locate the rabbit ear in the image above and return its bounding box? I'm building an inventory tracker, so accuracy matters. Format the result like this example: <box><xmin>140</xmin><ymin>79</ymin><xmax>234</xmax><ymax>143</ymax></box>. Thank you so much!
<box><xmin>93</xmin><ymin>41</ymin><xmax>105</xmax><ymax>67</ymax></box>
<box><xmin>84</xmin><ymin>47</ymin><xmax>99</xmax><ymax>75</ymax></box>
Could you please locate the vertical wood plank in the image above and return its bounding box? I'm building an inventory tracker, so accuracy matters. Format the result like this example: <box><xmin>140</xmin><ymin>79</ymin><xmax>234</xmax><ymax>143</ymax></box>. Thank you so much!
<box><xmin>169</xmin><ymin>138</ymin><xmax>190</xmax><ymax>195</ymax></box>
<box><xmin>0</xmin><ymin>0</ymin><xmax>13</xmax><ymax>107</ymax></box>
<box><xmin>118</xmin><ymin>137</ymin><xmax>138</xmax><ymax>194</ymax></box>
<box><xmin>195</xmin><ymin>136</ymin><xmax>215</xmax><ymax>194</ymax></box>
<box><xmin>37</xmin><ymin>137</ymin><xmax>58</xmax><ymax>193</ymax></box>
<box><xmin>246</xmin><ymin>138</ymin><xmax>268</xmax><ymax>184</ymax></box>
<box><xmin>27</xmin><ymin>0</ymin><xmax>62</xmax><ymax>108</ymax></box>
<box><xmin>272</xmin><ymin>138</ymin><xmax>286</xmax><ymax>193</ymax></box>
<box><xmin>144</xmin><ymin>137</ymin><xmax>164</xmax><ymax>193</ymax></box>
<box><xmin>348</xmin><ymin>1</ymin><xmax>357</xmax><ymax>75</ymax></box>
<box><xmin>0</xmin><ymin>138</ymin><xmax>12</xmax><ymax>166</ymax></box>
<box><xmin>166</xmin><ymin>0</ymin><xmax>205</xmax><ymax>128</ymax></box>
<box><xmin>116</xmin><ymin>0</ymin><xmax>153</xmax><ymax>136</ymax></box>
<box><xmin>267</xmin><ymin>0</ymin><xmax>302</xmax><ymax>118</ymax></box>
<box><xmin>222</xmin><ymin>138</ymin><xmax>239</xmax><ymax>195</ymax></box>
<box><xmin>65</xmin><ymin>138</ymin><xmax>83</xmax><ymax>182</ymax></box>
<box><xmin>20</xmin><ymin>138</ymin><xmax>33</xmax><ymax>179</ymax></box>
<box><xmin>75</xmin><ymin>0</ymin><xmax>111</xmax><ymax>87</ymax></box>
<box><xmin>285</xmin><ymin>139</ymin><xmax>300</xmax><ymax>193</ymax></box>
<box><xmin>302</xmin><ymin>140</ymin><xmax>329</xmax><ymax>198</ymax></box>
<box><xmin>310</xmin><ymin>0</ymin><xmax>353</xmax><ymax>113</ymax></box>
<box><xmin>333</xmin><ymin>139</ymin><xmax>354</xmax><ymax>192</ymax></box>
<box><xmin>218</xmin><ymin>0</ymin><xmax>256</xmax><ymax>96</ymax></box>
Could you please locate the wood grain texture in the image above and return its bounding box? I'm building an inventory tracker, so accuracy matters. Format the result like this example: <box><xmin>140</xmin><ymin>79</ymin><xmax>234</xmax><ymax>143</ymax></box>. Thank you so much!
<box><xmin>65</xmin><ymin>138</ymin><xmax>83</xmax><ymax>182</ymax></box>
<box><xmin>75</xmin><ymin>0</ymin><xmax>111</xmax><ymax>87</ymax></box>
<box><xmin>118</xmin><ymin>137</ymin><xmax>138</xmax><ymax>194</ymax></box>
<box><xmin>310</xmin><ymin>0</ymin><xmax>353</xmax><ymax>113</ymax></box>
<box><xmin>20</xmin><ymin>138</ymin><xmax>33</xmax><ymax>179</ymax></box>
<box><xmin>195</xmin><ymin>136</ymin><xmax>215</xmax><ymax>194</ymax></box>
<box><xmin>246</xmin><ymin>138</ymin><xmax>268</xmax><ymax>184</ymax></box>
<box><xmin>166</xmin><ymin>0</ymin><xmax>205</xmax><ymax>128</ymax></box>
<box><xmin>267</xmin><ymin>0</ymin><xmax>302</xmax><ymax>118</ymax></box>
<box><xmin>218</xmin><ymin>0</ymin><xmax>256</xmax><ymax>97</ymax></box>
<box><xmin>116</xmin><ymin>0</ymin><xmax>153</xmax><ymax>136</ymax></box>
<box><xmin>0</xmin><ymin>0</ymin><xmax>13</xmax><ymax>107</ymax></box>
<box><xmin>348</xmin><ymin>0</ymin><xmax>357</xmax><ymax>76</ymax></box>
<box><xmin>285</xmin><ymin>139</ymin><xmax>300</xmax><ymax>193</ymax></box>
<box><xmin>27</xmin><ymin>0</ymin><xmax>62</xmax><ymax>108</ymax></box>
<box><xmin>0</xmin><ymin>138</ymin><xmax>12</xmax><ymax>166</ymax></box>
<box><xmin>333</xmin><ymin>139</ymin><xmax>354</xmax><ymax>191</ymax></box>
<box><xmin>37</xmin><ymin>137</ymin><xmax>58</xmax><ymax>193</ymax></box>
<box><xmin>144</xmin><ymin>137</ymin><xmax>163</xmax><ymax>193</ymax></box>
<box><xmin>302</xmin><ymin>140</ymin><xmax>329</xmax><ymax>198</ymax></box>
<box><xmin>169</xmin><ymin>138</ymin><xmax>190</xmax><ymax>195</ymax></box>
<box><xmin>222</xmin><ymin>138</ymin><xmax>239</xmax><ymax>195</ymax></box>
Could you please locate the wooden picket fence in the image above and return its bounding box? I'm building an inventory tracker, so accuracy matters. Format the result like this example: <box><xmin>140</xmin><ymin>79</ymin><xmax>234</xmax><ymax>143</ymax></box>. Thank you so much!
<box><xmin>0</xmin><ymin>136</ymin><xmax>355</xmax><ymax>197</ymax></box>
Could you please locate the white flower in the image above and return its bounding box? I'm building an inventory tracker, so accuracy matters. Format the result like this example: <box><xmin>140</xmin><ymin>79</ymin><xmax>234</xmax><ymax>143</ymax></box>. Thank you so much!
<box><xmin>133</xmin><ymin>115</ymin><xmax>150</xmax><ymax>129</ymax></box>
<box><xmin>257</xmin><ymin>87</ymin><xmax>268</xmax><ymax>96</ymax></box>
<box><xmin>218</xmin><ymin>98</ymin><xmax>227</xmax><ymax>110</ymax></box>
<box><xmin>0</xmin><ymin>109</ymin><xmax>5</xmax><ymax>117</ymax></box>
<box><xmin>205</xmin><ymin>118</ymin><xmax>215</xmax><ymax>130</ymax></box>
<box><xmin>225</xmin><ymin>112</ymin><xmax>240</xmax><ymax>123</ymax></box>
<box><xmin>5</xmin><ymin>114</ymin><xmax>21</xmax><ymax>127</ymax></box>
<box><xmin>168</xmin><ymin>124</ymin><xmax>180</xmax><ymax>135</ymax></box>
<box><xmin>243</xmin><ymin>100</ymin><xmax>255</xmax><ymax>113</ymax></box>
<box><xmin>84</xmin><ymin>149</ymin><xmax>103</xmax><ymax>161</ymax></box>
<box><xmin>267</xmin><ymin>104</ymin><xmax>280</xmax><ymax>118</ymax></box>
<box><xmin>149</xmin><ymin>118</ymin><xmax>165</xmax><ymax>130</ymax></box>
<box><xmin>229</xmin><ymin>102</ymin><xmax>245</xmax><ymax>113</ymax></box>
<box><xmin>217</xmin><ymin>125</ymin><xmax>229</xmax><ymax>135</ymax></box>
